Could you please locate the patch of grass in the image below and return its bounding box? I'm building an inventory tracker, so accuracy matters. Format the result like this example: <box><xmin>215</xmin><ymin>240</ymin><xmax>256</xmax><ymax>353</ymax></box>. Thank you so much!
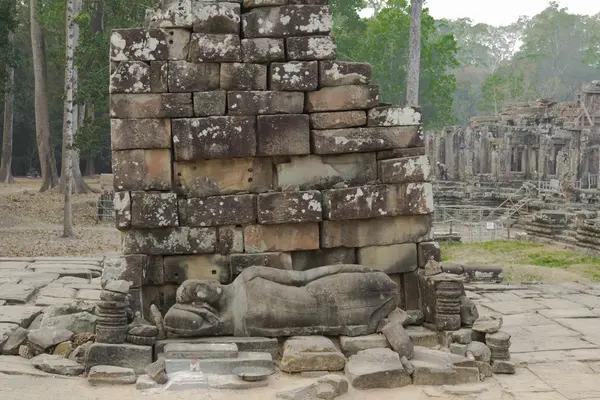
<box><xmin>524</xmin><ymin>251</ymin><xmax>600</xmax><ymax>268</ymax></box>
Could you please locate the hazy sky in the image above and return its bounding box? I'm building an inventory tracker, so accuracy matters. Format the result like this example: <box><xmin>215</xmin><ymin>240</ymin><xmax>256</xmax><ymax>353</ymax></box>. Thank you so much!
<box><xmin>425</xmin><ymin>0</ymin><xmax>600</xmax><ymax>26</ymax></box>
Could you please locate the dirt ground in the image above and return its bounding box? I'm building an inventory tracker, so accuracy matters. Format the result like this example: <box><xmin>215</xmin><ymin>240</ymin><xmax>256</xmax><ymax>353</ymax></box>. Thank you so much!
<box><xmin>0</xmin><ymin>178</ymin><xmax>121</xmax><ymax>257</ymax></box>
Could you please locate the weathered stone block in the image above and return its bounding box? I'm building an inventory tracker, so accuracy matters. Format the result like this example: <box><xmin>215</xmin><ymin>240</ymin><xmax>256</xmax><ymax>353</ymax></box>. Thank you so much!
<box><xmin>174</xmin><ymin>157</ymin><xmax>273</xmax><ymax>197</ymax></box>
<box><xmin>242</xmin><ymin>6</ymin><xmax>332</xmax><ymax>38</ymax></box>
<box><xmin>310</xmin><ymin>111</ymin><xmax>366</xmax><ymax>129</ymax></box>
<box><xmin>110</xmin><ymin>61</ymin><xmax>150</xmax><ymax>93</ymax></box>
<box><xmin>113</xmin><ymin>149</ymin><xmax>171</xmax><ymax>191</ymax></box>
<box><xmin>321</xmin><ymin>215</ymin><xmax>432</xmax><ymax>248</ymax></box>
<box><xmin>217</xmin><ymin>226</ymin><xmax>244</xmax><ymax>254</ymax></box>
<box><xmin>227</xmin><ymin>91</ymin><xmax>304</xmax><ymax>115</ymax></box>
<box><xmin>244</xmin><ymin>223</ymin><xmax>320</xmax><ymax>253</ymax></box>
<box><xmin>241</xmin><ymin>38</ymin><xmax>285</xmax><ymax>63</ymax></box>
<box><xmin>130</xmin><ymin>192</ymin><xmax>179</xmax><ymax>228</ymax></box>
<box><xmin>192</xmin><ymin>3</ymin><xmax>240</xmax><ymax>34</ymax></box>
<box><xmin>323</xmin><ymin>185</ymin><xmax>401</xmax><ymax>220</ymax></box>
<box><xmin>146</xmin><ymin>0</ymin><xmax>193</xmax><ymax>28</ymax></box>
<box><xmin>377</xmin><ymin>147</ymin><xmax>426</xmax><ymax>160</ymax></box>
<box><xmin>193</xmin><ymin>91</ymin><xmax>226</xmax><ymax>116</ymax></box>
<box><xmin>291</xmin><ymin>248</ymin><xmax>355</xmax><ymax>271</ymax></box>
<box><xmin>110</xmin><ymin>29</ymin><xmax>190</xmax><ymax>61</ymax></box>
<box><xmin>168</xmin><ymin>61</ymin><xmax>220</xmax><ymax>92</ymax></box>
<box><xmin>243</xmin><ymin>0</ymin><xmax>285</xmax><ymax>7</ymax></box>
<box><xmin>163</xmin><ymin>255</ymin><xmax>231</xmax><ymax>284</ymax></box>
<box><xmin>257</xmin><ymin>191</ymin><xmax>322</xmax><ymax>224</ymax></box>
<box><xmin>319</xmin><ymin>61</ymin><xmax>371</xmax><ymax>87</ymax></box>
<box><xmin>378</xmin><ymin>155</ymin><xmax>431</xmax><ymax>184</ymax></box>
<box><xmin>275</xmin><ymin>153</ymin><xmax>377</xmax><ymax>191</ymax></box>
<box><xmin>357</xmin><ymin>243</ymin><xmax>418</xmax><ymax>274</ymax></box>
<box><xmin>220</xmin><ymin>63</ymin><xmax>267</xmax><ymax>90</ymax></box>
<box><xmin>86</xmin><ymin>343</ymin><xmax>152</xmax><ymax>374</ymax></box>
<box><xmin>172</xmin><ymin>116</ymin><xmax>256</xmax><ymax>160</ymax></box>
<box><xmin>123</xmin><ymin>227</ymin><xmax>217</xmax><ymax>255</ymax></box>
<box><xmin>418</xmin><ymin>242</ymin><xmax>441</xmax><ymax>267</ymax></box>
<box><xmin>306</xmin><ymin>85</ymin><xmax>378</xmax><ymax>112</ymax></box>
<box><xmin>368</xmin><ymin>106</ymin><xmax>422</xmax><ymax>126</ymax></box>
<box><xmin>102</xmin><ymin>255</ymin><xmax>143</xmax><ymax>288</ymax></box>
<box><xmin>402</xmin><ymin>272</ymin><xmax>420</xmax><ymax>310</ymax></box>
<box><xmin>111</xmin><ymin>119</ymin><xmax>171</xmax><ymax>150</ymax></box>
<box><xmin>257</xmin><ymin>114</ymin><xmax>309</xmax><ymax>156</ymax></box>
<box><xmin>286</xmin><ymin>36</ymin><xmax>336</xmax><ymax>61</ymax></box>
<box><xmin>404</xmin><ymin>183</ymin><xmax>434</xmax><ymax>215</ymax></box>
<box><xmin>339</xmin><ymin>334</ymin><xmax>390</xmax><ymax>357</ymax></box>
<box><xmin>142</xmin><ymin>285</ymin><xmax>178</xmax><ymax>318</ymax></box>
<box><xmin>182</xmin><ymin>194</ymin><xmax>257</xmax><ymax>226</ymax></box>
<box><xmin>188</xmin><ymin>34</ymin><xmax>241</xmax><ymax>62</ymax></box>
<box><xmin>150</xmin><ymin>61</ymin><xmax>168</xmax><ymax>92</ymax></box>
<box><xmin>230</xmin><ymin>252</ymin><xmax>292</xmax><ymax>278</ymax></box>
<box><xmin>312</xmin><ymin>125</ymin><xmax>423</xmax><ymax>154</ymax></box>
<box><xmin>114</xmin><ymin>192</ymin><xmax>131</xmax><ymax>230</ymax></box>
<box><xmin>110</xmin><ymin>93</ymin><xmax>193</xmax><ymax>118</ymax></box>
<box><xmin>270</xmin><ymin>62</ymin><xmax>318</xmax><ymax>91</ymax></box>
<box><xmin>280</xmin><ymin>336</ymin><xmax>345</xmax><ymax>373</ymax></box>
<box><xmin>345</xmin><ymin>348</ymin><xmax>411</xmax><ymax>389</ymax></box>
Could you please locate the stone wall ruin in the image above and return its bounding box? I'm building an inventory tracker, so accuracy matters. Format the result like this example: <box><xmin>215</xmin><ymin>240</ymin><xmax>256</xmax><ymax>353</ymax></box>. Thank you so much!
<box><xmin>109</xmin><ymin>0</ymin><xmax>439</xmax><ymax>319</ymax></box>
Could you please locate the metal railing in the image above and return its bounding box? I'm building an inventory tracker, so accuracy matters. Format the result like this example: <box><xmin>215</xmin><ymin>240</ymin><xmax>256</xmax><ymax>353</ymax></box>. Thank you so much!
<box><xmin>96</xmin><ymin>193</ymin><xmax>115</xmax><ymax>222</ymax></box>
<box><xmin>433</xmin><ymin>205</ymin><xmax>510</xmax><ymax>242</ymax></box>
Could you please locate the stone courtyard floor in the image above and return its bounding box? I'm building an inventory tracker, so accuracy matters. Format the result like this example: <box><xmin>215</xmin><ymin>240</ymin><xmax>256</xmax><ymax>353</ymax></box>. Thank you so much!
<box><xmin>2</xmin><ymin>258</ymin><xmax>600</xmax><ymax>399</ymax></box>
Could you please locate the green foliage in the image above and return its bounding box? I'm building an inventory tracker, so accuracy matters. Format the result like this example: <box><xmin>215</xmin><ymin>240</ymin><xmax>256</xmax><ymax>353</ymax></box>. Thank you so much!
<box><xmin>334</xmin><ymin>0</ymin><xmax>459</xmax><ymax>129</ymax></box>
<box><xmin>0</xmin><ymin>0</ymin><xmax>17</xmax><ymax>87</ymax></box>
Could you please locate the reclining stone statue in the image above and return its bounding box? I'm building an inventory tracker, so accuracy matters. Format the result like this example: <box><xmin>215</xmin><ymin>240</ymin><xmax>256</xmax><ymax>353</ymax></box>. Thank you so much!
<box><xmin>163</xmin><ymin>265</ymin><xmax>398</xmax><ymax>337</ymax></box>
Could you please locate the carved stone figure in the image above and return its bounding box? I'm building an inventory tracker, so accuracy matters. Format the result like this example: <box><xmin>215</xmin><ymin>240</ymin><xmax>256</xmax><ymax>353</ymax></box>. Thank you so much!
<box><xmin>163</xmin><ymin>265</ymin><xmax>398</xmax><ymax>337</ymax></box>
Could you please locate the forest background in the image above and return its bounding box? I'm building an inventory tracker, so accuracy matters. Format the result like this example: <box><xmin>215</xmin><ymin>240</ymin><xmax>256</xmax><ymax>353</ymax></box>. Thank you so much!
<box><xmin>1</xmin><ymin>0</ymin><xmax>599</xmax><ymax>182</ymax></box>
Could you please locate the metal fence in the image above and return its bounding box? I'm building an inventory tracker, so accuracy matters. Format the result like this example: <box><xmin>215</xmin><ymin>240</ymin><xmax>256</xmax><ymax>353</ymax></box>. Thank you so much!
<box><xmin>96</xmin><ymin>192</ymin><xmax>115</xmax><ymax>222</ymax></box>
<box><xmin>433</xmin><ymin>205</ymin><xmax>509</xmax><ymax>242</ymax></box>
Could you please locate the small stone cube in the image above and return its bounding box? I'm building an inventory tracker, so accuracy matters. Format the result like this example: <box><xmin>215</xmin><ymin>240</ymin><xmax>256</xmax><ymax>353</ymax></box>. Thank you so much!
<box><xmin>319</xmin><ymin>61</ymin><xmax>371</xmax><ymax>87</ymax></box>
<box><xmin>110</xmin><ymin>61</ymin><xmax>150</xmax><ymax>93</ymax></box>
<box><xmin>113</xmin><ymin>149</ymin><xmax>171</xmax><ymax>191</ymax></box>
<box><xmin>193</xmin><ymin>91</ymin><xmax>226</xmax><ymax>116</ymax></box>
<box><xmin>257</xmin><ymin>114</ymin><xmax>310</xmax><ymax>156</ymax></box>
<box><xmin>378</xmin><ymin>156</ymin><xmax>432</xmax><ymax>183</ymax></box>
<box><xmin>111</xmin><ymin>119</ymin><xmax>171</xmax><ymax>150</ymax></box>
<box><xmin>257</xmin><ymin>191</ymin><xmax>322</xmax><ymax>224</ymax></box>
<box><xmin>269</xmin><ymin>62</ymin><xmax>318</xmax><ymax>91</ymax></box>
<box><xmin>286</xmin><ymin>36</ymin><xmax>336</xmax><ymax>61</ymax></box>
<box><xmin>130</xmin><ymin>192</ymin><xmax>179</xmax><ymax>228</ymax></box>
<box><xmin>168</xmin><ymin>61</ymin><xmax>220</xmax><ymax>92</ymax></box>
<box><xmin>227</xmin><ymin>91</ymin><xmax>304</xmax><ymax>115</ymax></box>
<box><xmin>241</xmin><ymin>38</ymin><xmax>285</xmax><ymax>63</ymax></box>
<box><xmin>192</xmin><ymin>3</ymin><xmax>240</xmax><ymax>34</ymax></box>
<box><xmin>368</xmin><ymin>106</ymin><xmax>422</xmax><ymax>126</ymax></box>
<box><xmin>188</xmin><ymin>33</ymin><xmax>241</xmax><ymax>62</ymax></box>
<box><xmin>242</xmin><ymin>6</ymin><xmax>332</xmax><ymax>38</ymax></box>
<box><xmin>220</xmin><ymin>63</ymin><xmax>267</xmax><ymax>90</ymax></box>
<box><xmin>182</xmin><ymin>194</ymin><xmax>257</xmax><ymax>226</ymax></box>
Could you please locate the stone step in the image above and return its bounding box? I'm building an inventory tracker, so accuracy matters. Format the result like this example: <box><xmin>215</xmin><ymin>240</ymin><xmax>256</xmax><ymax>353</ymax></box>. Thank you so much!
<box><xmin>165</xmin><ymin>351</ymin><xmax>273</xmax><ymax>375</ymax></box>
<box><xmin>155</xmin><ymin>336</ymin><xmax>278</xmax><ymax>359</ymax></box>
<box><xmin>164</xmin><ymin>343</ymin><xmax>238</xmax><ymax>359</ymax></box>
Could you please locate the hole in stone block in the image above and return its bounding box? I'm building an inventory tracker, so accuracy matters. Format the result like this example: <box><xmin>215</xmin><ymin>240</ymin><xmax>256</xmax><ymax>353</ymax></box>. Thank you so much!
<box><xmin>177</xmin><ymin>172</ymin><xmax>182</xmax><ymax>177</ymax></box>
<box><xmin>248</xmin><ymin>178</ymin><xmax>253</xmax><ymax>183</ymax></box>
<box><xmin>212</xmin><ymin>270</ymin><xmax>217</xmax><ymax>275</ymax></box>
<box><xmin>169</xmin><ymin>40</ymin><xmax>173</xmax><ymax>44</ymax></box>
<box><xmin>247</xmin><ymin>168</ymin><xmax>253</xmax><ymax>172</ymax></box>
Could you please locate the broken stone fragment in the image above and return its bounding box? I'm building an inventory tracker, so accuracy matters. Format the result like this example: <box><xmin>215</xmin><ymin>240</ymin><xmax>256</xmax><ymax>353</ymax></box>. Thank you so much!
<box><xmin>145</xmin><ymin>359</ymin><xmax>168</xmax><ymax>384</ymax></box>
<box><xmin>400</xmin><ymin>356</ymin><xmax>414</xmax><ymax>375</ymax></box>
<box><xmin>2</xmin><ymin>326</ymin><xmax>28</xmax><ymax>355</ymax></box>
<box><xmin>242</xmin><ymin>5</ymin><xmax>332</xmax><ymax>38</ymax></box>
<box><xmin>149</xmin><ymin>304</ymin><xmax>167</xmax><ymax>340</ymax></box>
<box><xmin>104</xmin><ymin>280</ymin><xmax>131</xmax><ymax>294</ymax></box>
<box><xmin>68</xmin><ymin>342</ymin><xmax>91</xmax><ymax>364</ymax></box>
<box><xmin>424</xmin><ymin>259</ymin><xmax>443</xmax><ymax>276</ymax></box>
<box><xmin>110</xmin><ymin>29</ymin><xmax>190</xmax><ymax>61</ymax></box>
<box><xmin>339</xmin><ymin>334</ymin><xmax>390</xmax><ymax>357</ymax></box>
<box><xmin>31</xmin><ymin>354</ymin><xmax>85</xmax><ymax>376</ymax></box>
<box><xmin>319</xmin><ymin>61</ymin><xmax>372</xmax><ymax>87</ymax></box>
<box><xmin>88</xmin><ymin>365</ymin><xmax>137</xmax><ymax>385</ymax></box>
<box><xmin>27</xmin><ymin>328</ymin><xmax>74</xmax><ymax>355</ymax></box>
<box><xmin>460</xmin><ymin>295</ymin><xmax>479</xmax><ymax>326</ymax></box>
<box><xmin>466</xmin><ymin>341</ymin><xmax>491</xmax><ymax>363</ymax></box>
<box><xmin>381</xmin><ymin>321</ymin><xmax>414</xmax><ymax>359</ymax></box>
<box><xmin>269</xmin><ymin>61</ymin><xmax>318</xmax><ymax>91</ymax></box>
<box><xmin>52</xmin><ymin>341</ymin><xmax>74</xmax><ymax>357</ymax></box>
<box><xmin>491</xmin><ymin>360</ymin><xmax>515</xmax><ymax>374</ymax></box>
<box><xmin>345</xmin><ymin>348</ymin><xmax>411</xmax><ymax>389</ymax></box>
<box><xmin>188</xmin><ymin>33</ymin><xmax>241</xmax><ymax>62</ymax></box>
<box><xmin>452</xmin><ymin>328</ymin><xmax>473</xmax><ymax>345</ymax></box>
<box><xmin>286</xmin><ymin>36</ymin><xmax>336</xmax><ymax>61</ymax></box>
<box><xmin>241</xmin><ymin>38</ymin><xmax>285</xmax><ymax>63</ymax></box>
<box><xmin>279</xmin><ymin>336</ymin><xmax>345</xmax><ymax>373</ymax></box>
<box><xmin>406</xmin><ymin>310</ymin><xmax>425</xmax><ymax>326</ymax></box>
<box><xmin>417</xmin><ymin>241</ymin><xmax>441</xmax><ymax>267</ymax></box>
<box><xmin>472</xmin><ymin>315</ymin><xmax>503</xmax><ymax>334</ymax></box>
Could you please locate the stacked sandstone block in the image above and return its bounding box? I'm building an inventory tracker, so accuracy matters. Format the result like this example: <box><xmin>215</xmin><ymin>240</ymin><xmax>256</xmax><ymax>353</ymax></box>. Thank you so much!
<box><xmin>110</xmin><ymin>0</ymin><xmax>440</xmax><ymax>317</ymax></box>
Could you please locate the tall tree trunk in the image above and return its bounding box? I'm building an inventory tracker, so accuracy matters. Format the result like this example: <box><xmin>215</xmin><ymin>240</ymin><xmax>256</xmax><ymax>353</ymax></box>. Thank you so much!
<box><xmin>0</xmin><ymin>0</ymin><xmax>16</xmax><ymax>183</ymax></box>
<box><xmin>60</xmin><ymin>0</ymin><xmax>90</xmax><ymax>194</ymax></box>
<box><xmin>406</xmin><ymin>0</ymin><xmax>423</xmax><ymax>107</ymax></box>
<box><xmin>30</xmin><ymin>0</ymin><xmax>59</xmax><ymax>191</ymax></box>
<box><xmin>63</xmin><ymin>0</ymin><xmax>76</xmax><ymax>237</ymax></box>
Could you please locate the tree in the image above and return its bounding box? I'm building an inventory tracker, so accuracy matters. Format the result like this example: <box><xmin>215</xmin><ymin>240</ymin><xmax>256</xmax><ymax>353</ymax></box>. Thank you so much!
<box><xmin>406</xmin><ymin>0</ymin><xmax>422</xmax><ymax>106</ymax></box>
<box><xmin>63</xmin><ymin>0</ymin><xmax>77</xmax><ymax>237</ymax></box>
<box><xmin>0</xmin><ymin>0</ymin><xmax>16</xmax><ymax>183</ymax></box>
<box><xmin>30</xmin><ymin>0</ymin><xmax>59</xmax><ymax>191</ymax></box>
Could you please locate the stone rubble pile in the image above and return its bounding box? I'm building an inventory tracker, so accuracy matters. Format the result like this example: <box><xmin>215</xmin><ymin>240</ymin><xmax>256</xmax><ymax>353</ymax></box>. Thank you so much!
<box><xmin>110</xmin><ymin>0</ymin><xmax>437</xmax><ymax>318</ymax></box>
